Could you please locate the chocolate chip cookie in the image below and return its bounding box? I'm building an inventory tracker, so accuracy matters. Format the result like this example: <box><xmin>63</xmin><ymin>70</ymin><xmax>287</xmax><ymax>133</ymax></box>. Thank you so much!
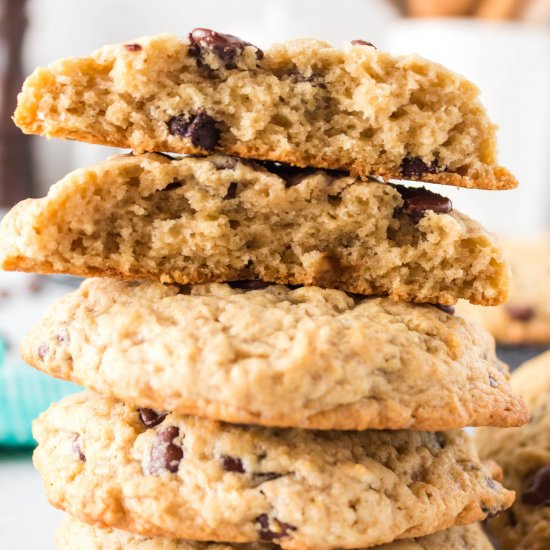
<box><xmin>34</xmin><ymin>392</ymin><xmax>513</xmax><ymax>550</ymax></box>
<box><xmin>14</xmin><ymin>30</ymin><xmax>516</xmax><ymax>190</ymax></box>
<box><xmin>56</xmin><ymin>514</ymin><xmax>494</xmax><ymax>549</ymax></box>
<box><xmin>0</xmin><ymin>153</ymin><xmax>510</xmax><ymax>305</ymax></box>
<box><xmin>23</xmin><ymin>279</ymin><xmax>527</xmax><ymax>431</ymax></box>
<box><xmin>477</xmin><ymin>352</ymin><xmax>550</xmax><ymax>549</ymax></box>
<box><xmin>458</xmin><ymin>236</ymin><xmax>550</xmax><ymax>344</ymax></box>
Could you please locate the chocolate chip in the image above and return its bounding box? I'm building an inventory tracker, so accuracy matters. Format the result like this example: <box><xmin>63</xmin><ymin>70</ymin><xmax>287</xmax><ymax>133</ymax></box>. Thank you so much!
<box><xmin>223</xmin><ymin>182</ymin><xmax>238</xmax><ymax>200</ymax></box>
<box><xmin>507</xmin><ymin>508</ymin><xmax>517</xmax><ymax>526</ymax></box>
<box><xmin>432</xmin><ymin>304</ymin><xmax>455</xmax><ymax>315</ymax></box>
<box><xmin>489</xmin><ymin>376</ymin><xmax>498</xmax><ymax>388</ymax></box>
<box><xmin>435</xmin><ymin>433</ymin><xmax>446</xmax><ymax>449</ymax></box>
<box><xmin>256</xmin><ymin>514</ymin><xmax>297</xmax><ymax>541</ymax></box>
<box><xmin>228</xmin><ymin>280</ymin><xmax>272</xmax><ymax>291</ymax></box>
<box><xmin>167</xmin><ymin>112</ymin><xmax>220</xmax><ymax>151</ymax></box>
<box><xmin>72</xmin><ymin>433</ymin><xmax>85</xmax><ymax>462</ymax></box>
<box><xmin>506</xmin><ymin>305</ymin><xmax>535</xmax><ymax>322</ymax></box>
<box><xmin>221</xmin><ymin>455</ymin><xmax>245</xmax><ymax>473</ymax></box>
<box><xmin>175</xmin><ymin>284</ymin><xmax>192</xmax><ymax>295</ymax></box>
<box><xmin>138</xmin><ymin>408</ymin><xmax>168</xmax><ymax>428</ymax></box>
<box><xmin>351</xmin><ymin>39</ymin><xmax>376</xmax><ymax>48</ymax></box>
<box><xmin>393</xmin><ymin>184</ymin><xmax>452</xmax><ymax>223</ymax></box>
<box><xmin>124</xmin><ymin>43</ymin><xmax>142</xmax><ymax>52</ymax></box>
<box><xmin>146</xmin><ymin>426</ymin><xmax>184</xmax><ymax>475</ymax></box>
<box><xmin>162</xmin><ymin>179</ymin><xmax>183</xmax><ymax>192</ymax></box>
<box><xmin>401</xmin><ymin>156</ymin><xmax>443</xmax><ymax>179</ymax></box>
<box><xmin>37</xmin><ymin>343</ymin><xmax>49</xmax><ymax>361</ymax></box>
<box><xmin>522</xmin><ymin>466</ymin><xmax>550</xmax><ymax>505</ymax></box>
<box><xmin>258</xmin><ymin>160</ymin><xmax>315</xmax><ymax>187</ymax></box>
<box><xmin>188</xmin><ymin>28</ymin><xmax>263</xmax><ymax>69</ymax></box>
<box><xmin>258</xmin><ymin>160</ymin><xmax>347</xmax><ymax>187</ymax></box>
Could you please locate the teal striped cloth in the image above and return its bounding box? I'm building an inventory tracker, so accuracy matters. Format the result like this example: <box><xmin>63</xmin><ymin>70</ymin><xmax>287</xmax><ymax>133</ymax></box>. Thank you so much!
<box><xmin>0</xmin><ymin>346</ymin><xmax>79</xmax><ymax>446</ymax></box>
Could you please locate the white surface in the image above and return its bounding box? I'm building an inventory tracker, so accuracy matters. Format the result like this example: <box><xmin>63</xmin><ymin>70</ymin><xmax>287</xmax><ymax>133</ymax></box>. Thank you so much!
<box><xmin>0</xmin><ymin>455</ymin><xmax>61</xmax><ymax>549</ymax></box>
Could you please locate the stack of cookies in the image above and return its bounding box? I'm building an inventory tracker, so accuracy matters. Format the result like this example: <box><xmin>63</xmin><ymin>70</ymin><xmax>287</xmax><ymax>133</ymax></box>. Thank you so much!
<box><xmin>1</xmin><ymin>29</ymin><xmax>529</xmax><ymax>549</ymax></box>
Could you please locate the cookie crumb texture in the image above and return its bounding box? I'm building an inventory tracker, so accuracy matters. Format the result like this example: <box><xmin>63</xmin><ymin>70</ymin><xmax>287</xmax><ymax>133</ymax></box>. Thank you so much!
<box><xmin>476</xmin><ymin>355</ymin><xmax>550</xmax><ymax>550</ymax></box>
<box><xmin>55</xmin><ymin>514</ymin><xmax>494</xmax><ymax>549</ymax></box>
<box><xmin>14</xmin><ymin>32</ymin><xmax>516</xmax><ymax>190</ymax></box>
<box><xmin>22</xmin><ymin>279</ymin><xmax>527</xmax><ymax>431</ymax></box>
<box><xmin>0</xmin><ymin>154</ymin><xmax>509</xmax><ymax>305</ymax></box>
<box><xmin>34</xmin><ymin>392</ymin><xmax>512</xmax><ymax>550</ymax></box>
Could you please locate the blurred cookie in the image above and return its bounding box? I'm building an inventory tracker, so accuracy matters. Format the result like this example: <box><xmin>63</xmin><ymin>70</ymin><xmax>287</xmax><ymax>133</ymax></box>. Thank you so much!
<box><xmin>477</xmin><ymin>351</ymin><xmax>550</xmax><ymax>549</ymax></box>
<box><xmin>458</xmin><ymin>236</ymin><xmax>550</xmax><ymax>344</ymax></box>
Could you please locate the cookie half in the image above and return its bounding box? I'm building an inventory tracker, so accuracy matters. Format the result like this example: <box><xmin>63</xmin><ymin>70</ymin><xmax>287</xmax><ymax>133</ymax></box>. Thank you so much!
<box><xmin>22</xmin><ymin>279</ymin><xmax>528</xmax><ymax>431</ymax></box>
<box><xmin>34</xmin><ymin>392</ymin><xmax>513</xmax><ymax>550</ymax></box>
<box><xmin>458</xmin><ymin>236</ymin><xmax>550</xmax><ymax>344</ymax></box>
<box><xmin>55</xmin><ymin>515</ymin><xmax>493</xmax><ymax>550</ymax></box>
<box><xmin>14</xmin><ymin>31</ymin><xmax>515</xmax><ymax>190</ymax></box>
<box><xmin>477</xmin><ymin>354</ymin><xmax>550</xmax><ymax>549</ymax></box>
<box><xmin>0</xmin><ymin>153</ymin><xmax>509</xmax><ymax>305</ymax></box>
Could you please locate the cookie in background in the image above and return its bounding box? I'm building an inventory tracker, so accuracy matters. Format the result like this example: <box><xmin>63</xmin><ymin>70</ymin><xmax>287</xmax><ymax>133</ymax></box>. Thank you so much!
<box><xmin>476</xmin><ymin>349</ymin><xmax>550</xmax><ymax>549</ymax></box>
<box><xmin>457</xmin><ymin>235</ymin><xmax>550</xmax><ymax>369</ymax></box>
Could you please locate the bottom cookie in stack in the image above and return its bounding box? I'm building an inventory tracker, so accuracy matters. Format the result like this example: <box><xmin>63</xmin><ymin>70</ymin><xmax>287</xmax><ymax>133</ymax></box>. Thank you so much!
<box><xmin>477</xmin><ymin>350</ymin><xmax>550</xmax><ymax>549</ymax></box>
<box><xmin>34</xmin><ymin>392</ymin><xmax>513</xmax><ymax>550</ymax></box>
<box><xmin>56</xmin><ymin>514</ymin><xmax>494</xmax><ymax>549</ymax></box>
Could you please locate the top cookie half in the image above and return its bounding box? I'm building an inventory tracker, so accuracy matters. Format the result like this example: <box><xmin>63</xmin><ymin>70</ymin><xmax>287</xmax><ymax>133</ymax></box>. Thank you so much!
<box><xmin>14</xmin><ymin>30</ymin><xmax>516</xmax><ymax>190</ymax></box>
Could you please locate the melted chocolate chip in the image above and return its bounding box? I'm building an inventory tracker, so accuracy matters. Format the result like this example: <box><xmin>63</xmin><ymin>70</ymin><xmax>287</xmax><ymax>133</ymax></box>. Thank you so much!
<box><xmin>432</xmin><ymin>304</ymin><xmax>455</xmax><ymax>315</ymax></box>
<box><xmin>72</xmin><ymin>433</ymin><xmax>85</xmax><ymax>462</ymax></box>
<box><xmin>256</xmin><ymin>514</ymin><xmax>297</xmax><ymax>541</ymax></box>
<box><xmin>506</xmin><ymin>304</ymin><xmax>535</xmax><ymax>322</ymax></box>
<box><xmin>401</xmin><ymin>156</ymin><xmax>443</xmax><ymax>179</ymax></box>
<box><xmin>223</xmin><ymin>182</ymin><xmax>238</xmax><ymax>200</ymax></box>
<box><xmin>188</xmin><ymin>28</ymin><xmax>263</xmax><ymax>69</ymax></box>
<box><xmin>138</xmin><ymin>408</ymin><xmax>168</xmax><ymax>428</ymax></box>
<box><xmin>228</xmin><ymin>280</ymin><xmax>272</xmax><ymax>291</ymax></box>
<box><xmin>221</xmin><ymin>455</ymin><xmax>245</xmax><ymax>473</ymax></box>
<box><xmin>522</xmin><ymin>466</ymin><xmax>550</xmax><ymax>506</ymax></box>
<box><xmin>146</xmin><ymin>426</ymin><xmax>184</xmax><ymax>475</ymax></box>
<box><xmin>167</xmin><ymin>112</ymin><xmax>220</xmax><ymax>151</ymax></box>
<box><xmin>37</xmin><ymin>343</ymin><xmax>49</xmax><ymax>361</ymax></box>
<box><xmin>124</xmin><ymin>43</ymin><xmax>142</xmax><ymax>52</ymax></box>
<box><xmin>259</xmin><ymin>160</ymin><xmax>315</xmax><ymax>187</ymax></box>
<box><xmin>393</xmin><ymin>184</ymin><xmax>452</xmax><ymax>223</ymax></box>
<box><xmin>351</xmin><ymin>39</ymin><xmax>376</xmax><ymax>48</ymax></box>
<box><xmin>258</xmin><ymin>160</ymin><xmax>347</xmax><ymax>187</ymax></box>
<box><xmin>507</xmin><ymin>508</ymin><xmax>517</xmax><ymax>526</ymax></box>
<box><xmin>162</xmin><ymin>179</ymin><xmax>183</xmax><ymax>192</ymax></box>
